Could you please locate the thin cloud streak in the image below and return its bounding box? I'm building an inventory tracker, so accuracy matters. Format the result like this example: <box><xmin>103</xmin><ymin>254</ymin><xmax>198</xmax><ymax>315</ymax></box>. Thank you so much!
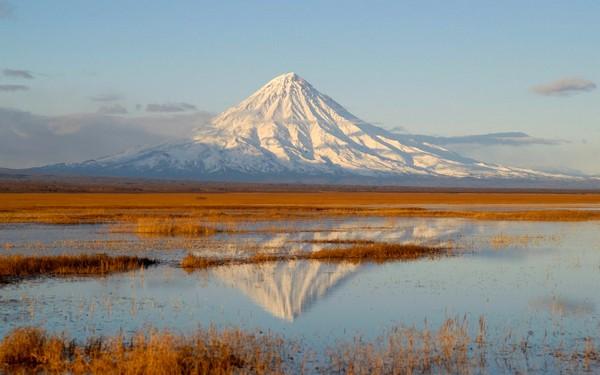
<box><xmin>0</xmin><ymin>84</ymin><xmax>28</xmax><ymax>92</ymax></box>
<box><xmin>146</xmin><ymin>102</ymin><xmax>197</xmax><ymax>113</ymax></box>
<box><xmin>97</xmin><ymin>104</ymin><xmax>128</xmax><ymax>115</ymax></box>
<box><xmin>90</xmin><ymin>93</ymin><xmax>122</xmax><ymax>102</ymax></box>
<box><xmin>389</xmin><ymin>130</ymin><xmax>563</xmax><ymax>147</ymax></box>
<box><xmin>3</xmin><ymin>69</ymin><xmax>34</xmax><ymax>79</ymax></box>
<box><xmin>532</xmin><ymin>78</ymin><xmax>596</xmax><ymax>96</ymax></box>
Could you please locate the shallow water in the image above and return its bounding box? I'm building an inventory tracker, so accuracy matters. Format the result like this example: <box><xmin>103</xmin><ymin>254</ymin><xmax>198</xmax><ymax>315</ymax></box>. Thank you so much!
<box><xmin>1</xmin><ymin>216</ymin><xmax>600</xmax><ymax>372</ymax></box>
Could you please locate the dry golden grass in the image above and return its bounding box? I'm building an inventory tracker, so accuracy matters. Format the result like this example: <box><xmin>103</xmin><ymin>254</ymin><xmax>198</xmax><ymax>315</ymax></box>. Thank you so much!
<box><xmin>489</xmin><ymin>233</ymin><xmax>559</xmax><ymax>249</ymax></box>
<box><xmin>328</xmin><ymin>317</ymin><xmax>600</xmax><ymax>374</ymax></box>
<box><xmin>130</xmin><ymin>217</ymin><xmax>218</xmax><ymax>237</ymax></box>
<box><xmin>447</xmin><ymin>209</ymin><xmax>600</xmax><ymax>222</ymax></box>
<box><xmin>2</xmin><ymin>193</ymin><xmax>600</xmax><ymax>225</ymax></box>
<box><xmin>0</xmin><ymin>326</ymin><xmax>288</xmax><ymax>375</ymax></box>
<box><xmin>3</xmin><ymin>318</ymin><xmax>597</xmax><ymax>374</ymax></box>
<box><xmin>550</xmin><ymin>338</ymin><xmax>600</xmax><ymax>373</ymax></box>
<box><xmin>296</xmin><ymin>239</ymin><xmax>377</xmax><ymax>245</ymax></box>
<box><xmin>308</xmin><ymin>242</ymin><xmax>447</xmax><ymax>262</ymax></box>
<box><xmin>7</xmin><ymin>207</ymin><xmax>600</xmax><ymax>225</ymax></box>
<box><xmin>0</xmin><ymin>254</ymin><xmax>156</xmax><ymax>283</ymax></box>
<box><xmin>181</xmin><ymin>242</ymin><xmax>446</xmax><ymax>270</ymax></box>
<box><xmin>327</xmin><ymin>317</ymin><xmax>474</xmax><ymax>374</ymax></box>
<box><xmin>3</xmin><ymin>192</ymin><xmax>600</xmax><ymax>208</ymax></box>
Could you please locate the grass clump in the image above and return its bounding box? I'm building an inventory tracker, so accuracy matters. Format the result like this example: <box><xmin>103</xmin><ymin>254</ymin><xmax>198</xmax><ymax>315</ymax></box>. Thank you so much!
<box><xmin>0</xmin><ymin>254</ymin><xmax>156</xmax><ymax>283</ymax></box>
<box><xmin>133</xmin><ymin>217</ymin><xmax>218</xmax><ymax>237</ymax></box>
<box><xmin>298</xmin><ymin>239</ymin><xmax>377</xmax><ymax>245</ymax></box>
<box><xmin>181</xmin><ymin>254</ymin><xmax>227</xmax><ymax>269</ymax></box>
<box><xmin>489</xmin><ymin>233</ymin><xmax>558</xmax><ymax>249</ymax></box>
<box><xmin>181</xmin><ymin>242</ymin><xmax>446</xmax><ymax>270</ymax></box>
<box><xmin>308</xmin><ymin>242</ymin><xmax>446</xmax><ymax>262</ymax></box>
<box><xmin>326</xmin><ymin>317</ymin><xmax>473</xmax><ymax>374</ymax></box>
<box><xmin>0</xmin><ymin>326</ymin><xmax>288</xmax><ymax>375</ymax></box>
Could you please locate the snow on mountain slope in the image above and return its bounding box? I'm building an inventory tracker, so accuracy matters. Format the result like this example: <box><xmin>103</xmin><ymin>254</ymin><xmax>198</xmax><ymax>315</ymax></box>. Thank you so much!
<box><xmin>48</xmin><ymin>72</ymin><xmax>570</xmax><ymax>181</ymax></box>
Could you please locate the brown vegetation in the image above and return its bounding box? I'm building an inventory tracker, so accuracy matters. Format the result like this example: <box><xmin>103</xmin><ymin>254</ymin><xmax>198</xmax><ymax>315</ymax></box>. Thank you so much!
<box><xmin>1</xmin><ymin>318</ymin><xmax>598</xmax><ymax>374</ymax></box>
<box><xmin>2</xmin><ymin>193</ymin><xmax>600</xmax><ymax>225</ymax></box>
<box><xmin>181</xmin><ymin>242</ymin><xmax>447</xmax><ymax>270</ymax></box>
<box><xmin>4</xmin><ymin>192</ymin><xmax>600</xmax><ymax>208</ymax></box>
<box><xmin>0</xmin><ymin>254</ymin><xmax>156</xmax><ymax>283</ymax></box>
<box><xmin>0</xmin><ymin>326</ymin><xmax>288</xmax><ymax>375</ymax></box>
<box><xmin>5</xmin><ymin>207</ymin><xmax>600</xmax><ymax>225</ymax></box>
<box><xmin>327</xmin><ymin>317</ymin><xmax>474</xmax><ymax>374</ymax></box>
<box><xmin>296</xmin><ymin>239</ymin><xmax>377</xmax><ymax>245</ymax></box>
<box><xmin>130</xmin><ymin>217</ymin><xmax>217</xmax><ymax>237</ymax></box>
<box><xmin>308</xmin><ymin>242</ymin><xmax>446</xmax><ymax>262</ymax></box>
<box><xmin>489</xmin><ymin>233</ymin><xmax>560</xmax><ymax>249</ymax></box>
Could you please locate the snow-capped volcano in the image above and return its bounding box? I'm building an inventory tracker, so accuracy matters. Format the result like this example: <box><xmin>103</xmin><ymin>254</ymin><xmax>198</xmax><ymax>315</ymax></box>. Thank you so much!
<box><xmin>42</xmin><ymin>72</ymin><xmax>571</xmax><ymax>182</ymax></box>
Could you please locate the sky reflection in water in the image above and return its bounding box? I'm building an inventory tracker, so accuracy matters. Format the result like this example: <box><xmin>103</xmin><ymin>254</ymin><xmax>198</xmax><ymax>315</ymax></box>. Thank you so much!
<box><xmin>1</xmin><ymin>217</ymin><xmax>599</xmax><ymax>352</ymax></box>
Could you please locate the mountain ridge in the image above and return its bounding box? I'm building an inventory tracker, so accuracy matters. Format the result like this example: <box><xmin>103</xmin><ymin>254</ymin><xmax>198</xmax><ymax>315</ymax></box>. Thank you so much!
<box><xmin>35</xmin><ymin>72</ymin><xmax>585</xmax><ymax>185</ymax></box>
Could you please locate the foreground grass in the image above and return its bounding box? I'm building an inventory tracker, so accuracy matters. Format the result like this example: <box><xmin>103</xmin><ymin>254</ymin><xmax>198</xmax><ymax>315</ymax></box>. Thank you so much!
<box><xmin>0</xmin><ymin>326</ymin><xmax>288</xmax><ymax>375</ymax></box>
<box><xmin>327</xmin><ymin>318</ymin><xmax>599</xmax><ymax>374</ymax></box>
<box><xmin>0</xmin><ymin>254</ymin><xmax>157</xmax><ymax>283</ymax></box>
<box><xmin>1</xmin><ymin>318</ymin><xmax>598</xmax><ymax>374</ymax></box>
<box><xmin>181</xmin><ymin>242</ymin><xmax>447</xmax><ymax>270</ymax></box>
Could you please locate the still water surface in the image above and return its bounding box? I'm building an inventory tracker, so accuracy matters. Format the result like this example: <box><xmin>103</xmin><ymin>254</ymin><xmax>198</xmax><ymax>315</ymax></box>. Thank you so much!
<box><xmin>1</xmin><ymin>217</ymin><xmax>599</xmax><ymax>358</ymax></box>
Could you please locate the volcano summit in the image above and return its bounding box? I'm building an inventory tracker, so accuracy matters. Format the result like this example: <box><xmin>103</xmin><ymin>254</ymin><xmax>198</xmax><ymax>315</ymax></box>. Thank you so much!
<box><xmin>41</xmin><ymin>73</ymin><xmax>571</xmax><ymax>184</ymax></box>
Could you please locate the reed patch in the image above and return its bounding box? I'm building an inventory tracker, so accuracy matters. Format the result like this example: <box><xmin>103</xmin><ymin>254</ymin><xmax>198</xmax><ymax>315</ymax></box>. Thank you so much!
<box><xmin>181</xmin><ymin>242</ymin><xmax>447</xmax><ymax>270</ymax></box>
<box><xmin>126</xmin><ymin>217</ymin><xmax>218</xmax><ymax>237</ymax></box>
<box><xmin>0</xmin><ymin>326</ymin><xmax>289</xmax><ymax>375</ymax></box>
<box><xmin>1</xmin><ymin>318</ymin><xmax>598</xmax><ymax>374</ymax></box>
<box><xmin>0</xmin><ymin>254</ymin><xmax>157</xmax><ymax>283</ymax></box>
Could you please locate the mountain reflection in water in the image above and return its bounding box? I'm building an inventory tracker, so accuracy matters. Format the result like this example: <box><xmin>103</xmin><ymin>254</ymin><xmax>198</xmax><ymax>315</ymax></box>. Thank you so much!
<box><xmin>212</xmin><ymin>261</ymin><xmax>358</xmax><ymax>321</ymax></box>
<box><xmin>204</xmin><ymin>218</ymin><xmax>471</xmax><ymax>320</ymax></box>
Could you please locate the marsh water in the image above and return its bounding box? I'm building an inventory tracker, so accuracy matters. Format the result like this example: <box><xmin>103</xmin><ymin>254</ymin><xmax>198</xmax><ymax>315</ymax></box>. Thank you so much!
<box><xmin>2</xmin><ymin>213</ymin><xmax>600</xmax><ymax>372</ymax></box>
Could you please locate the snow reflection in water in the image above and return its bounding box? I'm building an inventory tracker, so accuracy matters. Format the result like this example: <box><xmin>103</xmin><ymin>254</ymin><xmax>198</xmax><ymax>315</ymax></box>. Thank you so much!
<box><xmin>1</xmin><ymin>217</ymin><xmax>599</xmax><ymax>357</ymax></box>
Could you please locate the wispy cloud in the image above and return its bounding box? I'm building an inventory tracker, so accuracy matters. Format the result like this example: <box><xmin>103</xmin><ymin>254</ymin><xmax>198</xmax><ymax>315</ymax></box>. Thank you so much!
<box><xmin>97</xmin><ymin>104</ymin><xmax>128</xmax><ymax>115</ymax></box>
<box><xmin>89</xmin><ymin>93</ymin><xmax>122</xmax><ymax>102</ymax></box>
<box><xmin>0</xmin><ymin>107</ymin><xmax>212</xmax><ymax>168</ymax></box>
<box><xmin>531</xmin><ymin>78</ymin><xmax>596</xmax><ymax>96</ymax></box>
<box><xmin>3</xmin><ymin>69</ymin><xmax>34</xmax><ymax>79</ymax></box>
<box><xmin>433</xmin><ymin>132</ymin><xmax>562</xmax><ymax>146</ymax></box>
<box><xmin>390</xmin><ymin>130</ymin><xmax>563</xmax><ymax>147</ymax></box>
<box><xmin>0</xmin><ymin>84</ymin><xmax>28</xmax><ymax>92</ymax></box>
<box><xmin>146</xmin><ymin>102</ymin><xmax>197</xmax><ymax>113</ymax></box>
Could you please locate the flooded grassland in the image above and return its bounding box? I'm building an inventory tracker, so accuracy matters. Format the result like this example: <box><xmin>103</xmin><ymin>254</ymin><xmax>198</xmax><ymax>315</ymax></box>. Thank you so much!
<box><xmin>1</xmin><ymin>193</ymin><xmax>600</xmax><ymax>373</ymax></box>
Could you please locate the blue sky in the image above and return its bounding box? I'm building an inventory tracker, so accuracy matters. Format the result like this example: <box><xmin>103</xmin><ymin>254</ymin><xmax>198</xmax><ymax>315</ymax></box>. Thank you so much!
<box><xmin>1</xmin><ymin>1</ymin><xmax>598</xmax><ymax>172</ymax></box>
